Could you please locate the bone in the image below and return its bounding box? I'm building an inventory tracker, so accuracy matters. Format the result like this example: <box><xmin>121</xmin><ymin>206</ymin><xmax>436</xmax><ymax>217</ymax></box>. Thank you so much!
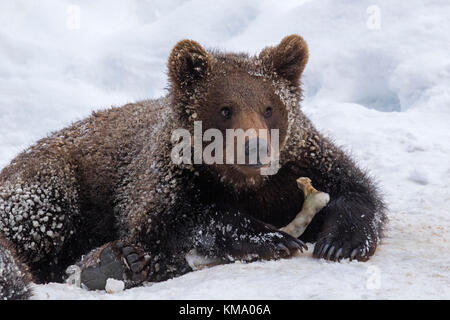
<box><xmin>280</xmin><ymin>177</ymin><xmax>330</xmax><ymax>238</ymax></box>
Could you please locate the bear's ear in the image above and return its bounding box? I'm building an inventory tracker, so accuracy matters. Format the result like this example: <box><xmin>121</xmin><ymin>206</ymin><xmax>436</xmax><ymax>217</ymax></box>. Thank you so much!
<box><xmin>168</xmin><ymin>39</ymin><xmax>211</xmax><ymax>90</ymax></box>
<box><xmin>259</xmin><ymin>34</ymin><xmax>308</xmax><ymax>84</ymax></box>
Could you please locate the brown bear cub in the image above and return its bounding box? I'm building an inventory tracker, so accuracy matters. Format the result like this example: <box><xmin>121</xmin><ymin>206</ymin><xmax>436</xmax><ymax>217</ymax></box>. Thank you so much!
<box><xmin>0</xmin><ymin>35</ymin><xmax>386</xmax><ymax>297</ymax></box>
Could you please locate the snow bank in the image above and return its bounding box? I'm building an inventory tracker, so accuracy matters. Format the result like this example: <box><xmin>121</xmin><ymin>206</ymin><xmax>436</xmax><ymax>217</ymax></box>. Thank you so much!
<box><xmin>1</xmin><ymin>0</ymin><xmax>449</xmax><ymax>299</ymax></box>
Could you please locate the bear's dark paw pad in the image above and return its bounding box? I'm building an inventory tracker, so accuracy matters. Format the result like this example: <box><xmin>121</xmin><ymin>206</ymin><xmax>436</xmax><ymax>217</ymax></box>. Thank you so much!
<box><xmin>80</xmin><ymin>242</ymin><xmax>149</xmax><ymax>290</ymax></box>
<box><xmin>80</xmin><ymin>246</ymin><xmax>124</xmax><ymax>290</ymax></box>
<box><xmin>113</xmin><ymin>241</ymin><xmax>150</xmax><ymax>283</ymax></box>
<box><xmin>313</xmin><ymin>239</ymin><xmax>376</xmax><ymax>262</ymax></box>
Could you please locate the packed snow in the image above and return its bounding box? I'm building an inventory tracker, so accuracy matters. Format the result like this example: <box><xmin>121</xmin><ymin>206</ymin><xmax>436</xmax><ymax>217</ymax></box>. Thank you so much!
<box><xmin>1</xmin><ymin>0</ymin><xmax>449</xmax><ymax>299</ymax></box>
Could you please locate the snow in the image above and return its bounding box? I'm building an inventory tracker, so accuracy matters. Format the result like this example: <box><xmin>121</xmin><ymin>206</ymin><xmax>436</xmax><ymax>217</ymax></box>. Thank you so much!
<box><xmin>1</xmin><ymin>0</ymin><xmax>449</xmax><ymax>299</ymax></box>
<box><xmin>105</xmin><ymin>278</ymin><xmax>125</xmax><ymax>294</ymax></box>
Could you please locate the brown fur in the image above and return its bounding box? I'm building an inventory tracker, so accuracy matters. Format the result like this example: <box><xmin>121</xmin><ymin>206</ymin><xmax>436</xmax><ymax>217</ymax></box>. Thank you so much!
<box><xmin>260</xmin><ymin>34</ymin><xmax>309</xmax><ymax>84</ymax></box>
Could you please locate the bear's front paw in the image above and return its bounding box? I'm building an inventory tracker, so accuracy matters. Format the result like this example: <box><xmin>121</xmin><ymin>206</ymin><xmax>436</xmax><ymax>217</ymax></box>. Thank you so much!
<box><xmin>79</xmin><ymin>241</ymin><xmax>150</xmax><ymax>290</ymax></box>
<box><xmin>226</xmin><ymin>228</ymin><xmax>308</xmax><ymax>262</ymax></box>
<box><xmin>313</xmin><ymin>227</ymin><xmax>378</xmax><ymax>262</ymax></box>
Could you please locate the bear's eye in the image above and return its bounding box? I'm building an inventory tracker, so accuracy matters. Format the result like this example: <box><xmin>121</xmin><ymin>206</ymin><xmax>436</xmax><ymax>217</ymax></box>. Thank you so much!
<box><xmin>264</xmin><ymin>107</ymin><xmax>273</xmax><ymax>118</ymax></box>
<box><xmin>220</xmin><ymin>107</ymin><xmax>232</xmax><ymax>119</ymax></box>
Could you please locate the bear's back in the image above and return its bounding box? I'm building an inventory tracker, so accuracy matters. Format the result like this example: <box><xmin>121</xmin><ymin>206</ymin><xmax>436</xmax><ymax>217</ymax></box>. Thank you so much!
<box><xmin>0</xmin><ymin>96</ymin><xmax>172</xmax><ymax>197</ymax></box>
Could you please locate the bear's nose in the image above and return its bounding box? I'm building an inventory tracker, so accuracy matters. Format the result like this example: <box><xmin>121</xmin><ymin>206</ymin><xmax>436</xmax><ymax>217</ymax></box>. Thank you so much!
<box><xmin>244</xmin><ymin>138</ymin><xmax>269</xmax><ymax>166</ymax></box>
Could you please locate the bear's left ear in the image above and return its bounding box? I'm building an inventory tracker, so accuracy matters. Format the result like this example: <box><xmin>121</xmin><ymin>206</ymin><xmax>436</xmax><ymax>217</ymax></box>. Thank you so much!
<box><xmin>259</xmin><ymin>34</ymin><xmax>309</xmax><ymax>84</ymax></box>
<box><xmin>168</xmin><ymin>39</ymin><xmax>212</xmax><ymax>90</ymax></box>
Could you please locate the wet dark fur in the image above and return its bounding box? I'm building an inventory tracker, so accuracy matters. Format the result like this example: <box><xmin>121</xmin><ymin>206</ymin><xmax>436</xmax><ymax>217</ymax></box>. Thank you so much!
<box><xmin>0</xmin><ymin>35</ymin><xmax>386</xmax><ymax>298</ymax></box>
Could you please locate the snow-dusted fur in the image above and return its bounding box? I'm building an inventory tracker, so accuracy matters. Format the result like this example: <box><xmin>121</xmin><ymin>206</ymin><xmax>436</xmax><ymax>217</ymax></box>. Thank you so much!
<box><xmin>0</xmin><ymin>235</ymin><xmax>31</xmax><ymax>299</ymax></box>
<box><xmin>0</xmin><ymin>35</ymin><xmax>386</xmax><ymax>298</ymax></box>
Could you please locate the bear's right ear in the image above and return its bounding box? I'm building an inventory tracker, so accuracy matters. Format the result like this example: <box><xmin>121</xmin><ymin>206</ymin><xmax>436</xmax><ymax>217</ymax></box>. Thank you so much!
<box><xmin>259</xmin><ymin>35</ymin><xmax>309</xmax><ymax>85</ymax></box>
<box><xmin>168</xmin><ymin>40</ymin><xmax>212</xmax><ymax>90</ymax></box>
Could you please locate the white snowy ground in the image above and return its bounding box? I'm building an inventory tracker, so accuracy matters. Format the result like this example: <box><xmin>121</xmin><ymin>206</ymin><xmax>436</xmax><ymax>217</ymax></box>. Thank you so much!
<box><xmin>1</xmin><ymin>0</ymin><xmax>449</xmax><ymax>299</ymax></box>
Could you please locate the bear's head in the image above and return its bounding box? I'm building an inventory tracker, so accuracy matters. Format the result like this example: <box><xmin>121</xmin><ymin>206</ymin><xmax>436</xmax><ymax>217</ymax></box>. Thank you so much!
<box><xmin>168</xmin><ymin>35</ymin><xmax>308</xmax><ymax>189</ymax></box>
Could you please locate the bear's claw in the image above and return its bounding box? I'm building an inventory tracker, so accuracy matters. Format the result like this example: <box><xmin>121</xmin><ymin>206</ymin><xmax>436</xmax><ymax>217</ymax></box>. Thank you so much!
<box><xmin>275</xmin><ymin>237</ymin><xmax>307</xmax><ymax>257</ymax></box>
<box><xmin>334</xmin><ymin>248</ymin><xmax>343</xmax><ymax>261</ymax></box>
<box><xmin>225</xmin><ymin>230</ymin><xmax>307</xmax><ymax>262</ymax></box>
<box><xmin>292</xmin><ymin>238</ymin><xmax>308</xmax><ymax>252</ymax></box>
<box><xmin>264</xmin><ymin>230</ymin><xmax>307</xmax><ymax>259</ymax></box>
<box><xmin>313</xmin><ymin>240</ymin><xmax>375</xmax><ymax>262</ymax></box>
